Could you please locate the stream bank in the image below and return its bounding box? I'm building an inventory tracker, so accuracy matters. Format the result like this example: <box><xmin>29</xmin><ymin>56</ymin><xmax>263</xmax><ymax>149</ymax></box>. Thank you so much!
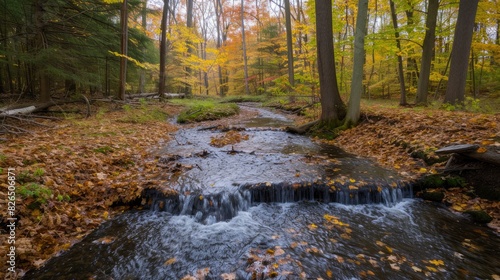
<box><xmin>23</xmin><ymin>104</ymin><xmax>500</xmax><ymax>280</ymax></box>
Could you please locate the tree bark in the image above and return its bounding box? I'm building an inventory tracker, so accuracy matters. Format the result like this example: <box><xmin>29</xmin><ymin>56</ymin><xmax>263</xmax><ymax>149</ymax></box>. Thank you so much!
<box><xmin>118</xmin><ymin>0</ymin><xmax>128</xmax><ymax>101</ymax></box>
<box><xmin>345</xmin><ymin>0</ymin><xmax>368</xmax><ymax>126</ymax></box>
<box><xmin>389</xmin><ymin>0</ymin><xmax>407</xmax><ymax>106</ymax></box>
<box><xmin>284</xmin><ymin>0</ymin><xmax>294</xmax><ymax>88</ymax></box>
<box><xmin>158</xmin><ymin>0</ymin><xmax>169</xmax><ymax>98</ymax></box>
<box><xmin>415</xmin><ymin>0</ymin><xmax>439</xmax><ymax>105</ymax></box>
<box><xmin>315</xmin><ymin>0</ymin><xmax>346</xmax><ymax>124</ymax></box>
<box><xmin>138</xmin><ymin>0</ymin><xmax>147</xmax><ymax>94</ymax></box>
<box><xmin>185</xmin><ymin>0</ymin><xmax>194</xmax><ymax>96</ymax></box>
<box><xmin>241</xmin><ymin>0</ymin><xmax>250</xmax><ymax>95</ymax></box>
<box><xmin>444</xmin><ymin>0</ymin><xmax>479</xmax><ymax>105</ymax></box>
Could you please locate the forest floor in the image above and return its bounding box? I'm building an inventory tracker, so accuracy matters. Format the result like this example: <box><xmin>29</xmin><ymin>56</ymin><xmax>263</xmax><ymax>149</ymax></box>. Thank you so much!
<box><xmin>0</xmin><ymin>99</ymin><xmax>499</xmax><ymax>279</ymax></box>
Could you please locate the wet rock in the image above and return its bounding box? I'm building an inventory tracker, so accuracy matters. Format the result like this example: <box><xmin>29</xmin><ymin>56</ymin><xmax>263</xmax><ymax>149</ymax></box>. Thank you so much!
<box><xmin>419</xmin><ymin>189</ymin><xmax>445</xmax><ymax>202</ymax></box>
<box><xmin>464</xmin><ymin>210</ymin><xmax>493</xmax><ymax>224</ymax></box>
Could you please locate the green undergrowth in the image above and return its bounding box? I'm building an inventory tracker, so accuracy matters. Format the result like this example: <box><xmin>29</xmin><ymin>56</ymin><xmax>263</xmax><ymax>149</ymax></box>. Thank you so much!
<box><xmin>220</xmin><ymin>95</ymin><xmax>268</xmax><ymax>103</ymax></box>
<box><xmin>175</xmin><ymin>99</ymin><xmax>240</xmax><ymax>123</ymax></box>
<box><xmin>119</xmin><ymin>100</ymin><xmax>169</xmax><ymax>124</ymax></box>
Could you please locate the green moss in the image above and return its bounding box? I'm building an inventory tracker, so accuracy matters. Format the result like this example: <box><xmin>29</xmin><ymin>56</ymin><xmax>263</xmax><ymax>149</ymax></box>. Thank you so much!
<box><xmin>118</xmin><ymin>101</ymin><xmax>169</xmax><ymax>124</ymax></box>
<box><xmin>177</xmin><ymin>101</ymin><xmax>240</xmax><ymax>123</ymax></box>
<box><xmin>18</xmin><ymin>183</ymin><xmax>53</xmax><ymax>206</ymax></box>
<box><xmin>415</xmin><ymin>174</ymin><xmax>467</xmax><ymax>192</ymax></box>
<box><xmin>419</xmin><ymin>189</ymin><xmax>445</xmax><ymax>202</ymax></box>
<box><xmin>94</xmin><ymin>145</ymin><xmax>114</xmax><ymax>154</ymax></box>
<box><xmin>220</xmin><ymin>95</ymin><xmax>268</xmax><ymax>103</ymax></box>
<box><xmin>464</xmin><ymin>210</ymin><xmax>493</xmax><ymax>224</ymax></box>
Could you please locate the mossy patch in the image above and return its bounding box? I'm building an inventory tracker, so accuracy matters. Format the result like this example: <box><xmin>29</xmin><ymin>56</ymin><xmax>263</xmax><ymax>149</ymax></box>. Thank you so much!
<box><xmin>177</xmin><ymin>101</ymin><xmax>239</xmax><ymax>123</ymax></box>
<box><xmin>464</xmin><ymin>210</ymin><xmax>493</xmax><ymax>224</ymax></box>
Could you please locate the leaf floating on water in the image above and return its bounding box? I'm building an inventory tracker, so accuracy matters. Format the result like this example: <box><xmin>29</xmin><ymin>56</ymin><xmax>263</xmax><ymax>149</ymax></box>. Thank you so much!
<box><xmin>274</xmin><ymin>248</ymin><xmax>285</xmax><ymax>256</ymax></box>
<box><xmin>387</xmin><ymin>255</ymin><xmax>398</xmax><ymax>262</ymax></box>
<box><xmin>453</xmin><ymin>252</ymin><xmax>464</xmax><ymax>260</ymax></box>
<box><xmin>429</xmin><ymin>259</ymin><xmax>444</xmax><ymax>266</ymax></box>
<box><xmin>390</xmin><ymin>263</ymin><xmax>400</xmax><ymax>271</ymax></box>
<box><xmin>412</xmin><ymin>266</ymin><xmax>422</xmax><ymax>272</ymax></box>
<box><xmin>93</xmin><ymin>236</ymin><xmax>116</xmax><ymax>245</ymax></box>
<box><xmin>326</xmin><ymin>270</ymin><xmax>333</xmax><ymax>278</ymax></box>
<box><xmin>368</xmin><ymin>258</ymin><xmax>379</xmax><ymax>267</ymax></box>
<box><xmin>385</xmin><ymin>246</ymin><xmax>393</xmax><ymax>254</ymax></box>
<box><xmin>220</xmin><ymin>273</ymin><xmax>236</xmax><ymax>280</ymax></box>
<box><xmin>335</xmin><ymin>255</ymin><xmax>345</xmax><ymax>263</ymax></box>
<box><xmin>164</xmin><ymin>257</ymin><xmax>177</xmax><ymax>266</ymax></box>
<box><xmin>308</xmin><ymin>223</ymin><xmax>318</xmax><ymax>230</ymax></box>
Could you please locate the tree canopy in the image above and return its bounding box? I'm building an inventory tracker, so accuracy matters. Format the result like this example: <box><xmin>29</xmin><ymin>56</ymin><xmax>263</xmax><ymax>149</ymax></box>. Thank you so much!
<box><xmin>1</xmin><ymin>0</ymin><xmax>498</xmax><ymax>112</ymax></box>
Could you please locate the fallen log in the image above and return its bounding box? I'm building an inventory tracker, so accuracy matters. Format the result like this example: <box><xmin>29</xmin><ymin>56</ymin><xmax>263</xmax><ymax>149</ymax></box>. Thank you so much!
<box><xmin>436</xmin><ymin>144</ymin><xmax>500</xmax><ymax>166</ymax></box>
<box><xmin>0</xmin><ymin>95</ymin><xmax>91</xmax><ymax>118</ymax></box>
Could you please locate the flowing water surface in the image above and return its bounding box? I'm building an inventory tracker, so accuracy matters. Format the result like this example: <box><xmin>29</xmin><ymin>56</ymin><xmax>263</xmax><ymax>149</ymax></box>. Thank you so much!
<box><xmin>25</xmin><ymin>105</ymin><xmax>500</xmax><ymax>280</ymax></box>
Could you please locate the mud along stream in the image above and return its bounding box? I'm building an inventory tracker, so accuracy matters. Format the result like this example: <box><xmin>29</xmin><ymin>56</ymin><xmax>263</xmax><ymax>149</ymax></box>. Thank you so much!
<box><xmin>25</xmin><ymin>105</ymin><xmax>500</xmax><ymax>279</ymax></box>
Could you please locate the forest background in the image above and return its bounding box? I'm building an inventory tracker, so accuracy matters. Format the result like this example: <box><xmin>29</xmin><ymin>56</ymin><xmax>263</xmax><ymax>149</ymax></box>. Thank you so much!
<box><xmin>1</xmin><ymin>0</ymin><xmax>500</xmax><ymax>111</ymax></box>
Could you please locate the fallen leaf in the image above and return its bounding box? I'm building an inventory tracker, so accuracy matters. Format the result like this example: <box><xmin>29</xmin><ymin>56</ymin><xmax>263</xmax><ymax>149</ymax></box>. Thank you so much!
<box><xmin>164</xmin><ymin>257</ymin><xmax>177</xmax><ymax>266</ymax></box>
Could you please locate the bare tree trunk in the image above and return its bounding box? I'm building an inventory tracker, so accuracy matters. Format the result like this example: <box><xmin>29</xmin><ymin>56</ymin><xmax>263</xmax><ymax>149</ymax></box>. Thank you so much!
<box><xmin>138</xmin><ymin>0</ymin><xmax>147</xmax><ymax>93</ymax></box>
<box><xmin>158</xmin><ymin>0</ymin><xmax>169</xmax><ymax>98</ymax></box>
<box><xmin>241</xmin><ymin>0</ymin><xmax>250</xmax><ymax>95</ymax></box>
<box><xmin>118</xmin><ymin>0</ymin><xmax>128</xmax><ymax>100</ymax></box>
<box><xmin>389</xmin><ymin>0</ymin><xmax>407</xmax><ymax>105</ymax></box>
<box><xmin>35</xmin><ymin>0</ymin><xmax>50</xmax><ymax>102</ymax></box>
<box><xmin>444</xmin><ymin>0</ymin><xmax>479</xmax><ymax>105</ymax></box>
<box><xmin>284</xmin><ymin>0</ymin><xmax>294</xmax><ymax>88</ymax></box>
<box><xmin>345</xmin><ymin>0</ymin><xmax>368</xmax><ymax>126</ymax></box>
<box><xmin>185</xmin><ymin>0</ymin><xmax>193</xmax><ymax>96</ymax></box>
<box><xmin>316</xmin><ymin>0</ymin><xmax>346</xmax><ymax>124</ymax></box>
<box><xmin>215</xmin><ymin>0</ymin><xmax>228</xmax><ymax>96</ymax></box>
<box><xmin>415</xmin><ymin>0</ymin><xmax>439</xmax><ymax>105</ymax></box>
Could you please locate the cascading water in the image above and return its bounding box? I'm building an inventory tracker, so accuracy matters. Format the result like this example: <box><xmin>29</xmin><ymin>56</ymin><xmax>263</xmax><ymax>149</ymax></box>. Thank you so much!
<box><xmin>24</xmin><ymin>105</ymin><xmax>500</xmax><ymax>280</ymax></box>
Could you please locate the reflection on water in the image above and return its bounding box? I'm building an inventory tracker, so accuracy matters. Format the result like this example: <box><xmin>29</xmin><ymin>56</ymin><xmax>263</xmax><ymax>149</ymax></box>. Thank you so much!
<box><xmin>25</xmin><ymin>200</ymin><xmax>500</xmax><ymax>280</ymax></box>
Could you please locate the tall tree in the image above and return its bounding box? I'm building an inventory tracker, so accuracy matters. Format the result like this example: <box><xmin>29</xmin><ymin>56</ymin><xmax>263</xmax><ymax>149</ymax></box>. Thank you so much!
<box><xmin>444</xmin><ymin>0</ymin><xmax>479</xmax><ymax>104</ymax></box>
<box><xmin>315</xmin><ymin>0</ymin><xmax>346</xmax><ymax>124</ymax></box>
<box><xmin>389</xmin><ymin>0</ymin><xmax>407</xmax><ymax>105</ymax></box>
<box><xmin>35</xmin><ymin>0</ymin><xmax>50</xmax><ymax>102</ymax></box>
<box><xmin>284</xmin><ymin>0</ymin><xmax>295</xmax><ymax>88</ymax></box>
<box><xmin>158</xmin><ymin>0</ymin><xmax>169</xmax><ymax>98</ymax></box>
<box><xmin>415</xmin><ymin>0</ymin><xmax>439</xmax><ymax>105</ymax></box>
<box><xmin>241</xmin><ymin>0</ymin><xmax>250</xmax><ymax>95</ymax></box>
<box><xmin>185</xmin><ymin>0</ymin><xmax>194</xmax><ymax>96</ymax></box>
<box><xmin>119</xmin><ymin>0</ymin><xmax>129</xmax><ymax>100</ymax></box>
<box><xmin>138</xmin><ymin>0</ymin><xmax>148</xmax><ymax>93</ymax></box>
<box><xmin>345</xmin><ymin>0</ymin><xmax>368</xmax><ymax>126</ymax></box>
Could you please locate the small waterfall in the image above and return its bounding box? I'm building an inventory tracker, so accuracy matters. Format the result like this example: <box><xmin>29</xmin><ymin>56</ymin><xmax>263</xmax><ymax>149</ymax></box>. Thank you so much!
<box><xmin>141</xmin><ymin>181</ymin><xmax>412</xmax><ymax>223</ymax></box>
<box><xmin>142</xmin><ymin>188</ymin><xmax>252</xmax><ymax>224</ymax></box>
<box><xmin>248</xmin><ymin>181</ymin><xmax>412</xmax><ymax>207</ymax></box>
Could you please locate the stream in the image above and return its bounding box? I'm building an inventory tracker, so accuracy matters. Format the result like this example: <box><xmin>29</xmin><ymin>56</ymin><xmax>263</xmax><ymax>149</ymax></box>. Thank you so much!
<box><xmin>25</xmin><ymin>105</ymin><xmax>500</xmax><ymax>280</ymax></box>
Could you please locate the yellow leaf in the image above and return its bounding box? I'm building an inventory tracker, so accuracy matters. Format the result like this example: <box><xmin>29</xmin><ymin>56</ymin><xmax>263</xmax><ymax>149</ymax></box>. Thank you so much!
<box><xmin>326</xmin><ymin>270</ymin><xmax>333</xmax><ymax>278</ymax></box>
<box><xmin>418</xmin><ymin>168</ymin><xmax>428</xmax><ymax>173</ymax></box>
<box><xmin>385</xmin><ymin>246</ymin><xmax>393</xmax><ymax>253</ymax></box>
<box><xmin>102</xmin><ymin>211</ymin><xmax>109</xmax><ymax>219</ymax></box>
<box><xmin>426</xmin><ymin>266</ymin><xmax>438</xmax><ymax>272</ymax></box>
<box><xmin>308</xmin><ymin>223</ymin><xmax>318</xmax><ymax>230</ymax></box>
<box><xmin>476</xmin><ymin>147</ymin><xmax>487</xmax><ymax>153</ymax></box>
<box><xmin>349</xmin><ymin>185</ymin><xmax>358</xmax><ymax>190</ymax></box>
<box><xmin>429</xmin><ymin>259</ymin><xmax>444</xmax><ymax>266</ymax></box>
<box><xmin>164</xmin><ymin>258</ymin><xmax>177</xmax><ymax>266</ymax></box>
<box><xmin>349</xmin><ymin>178</ymin><xmax>356</xmax><ymax>183</ymax></box>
